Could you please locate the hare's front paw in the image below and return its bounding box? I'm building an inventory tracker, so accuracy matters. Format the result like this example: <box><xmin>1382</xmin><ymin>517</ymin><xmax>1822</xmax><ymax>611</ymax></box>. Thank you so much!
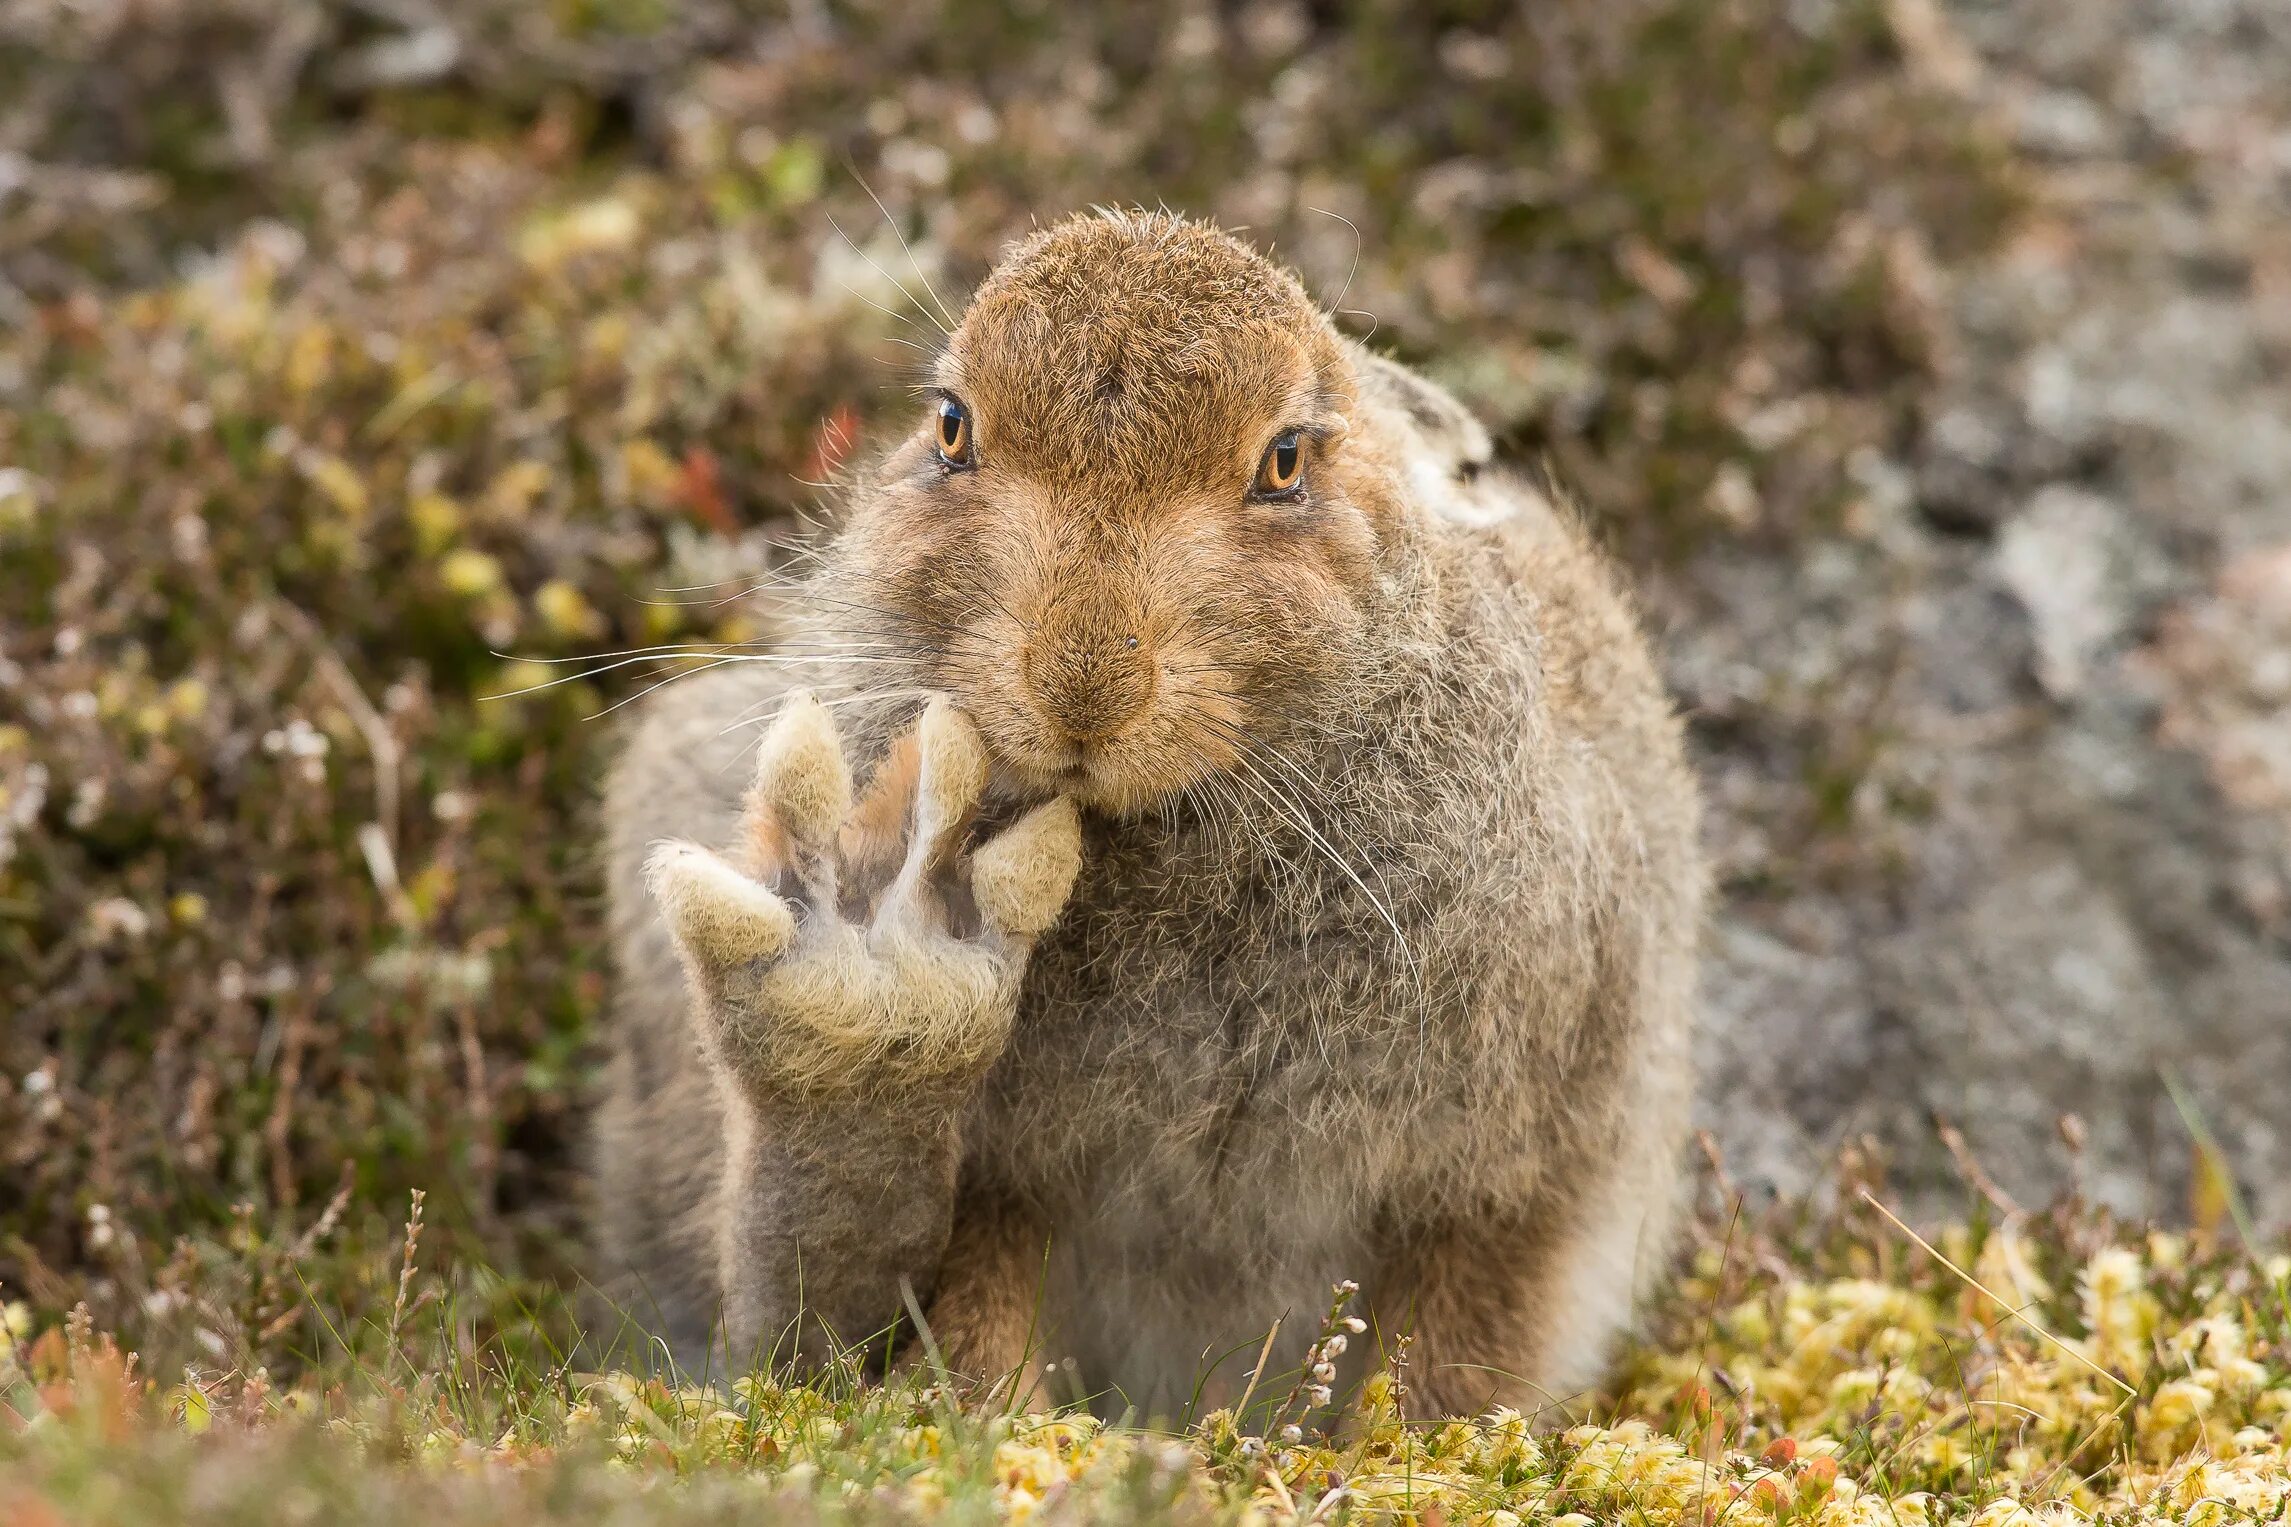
<box><xmin>645</xmin><ymin>693</ymin><xmax>1081</xmax><ymax>1098</ymax></box>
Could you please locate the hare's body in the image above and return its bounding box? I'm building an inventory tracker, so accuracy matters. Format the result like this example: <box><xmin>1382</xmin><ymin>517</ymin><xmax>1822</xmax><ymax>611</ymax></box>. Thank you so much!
<box><xmin>594</xmin><ymin>213</ymin><xmax>1701</xmax><ymax>1420</ymax></box>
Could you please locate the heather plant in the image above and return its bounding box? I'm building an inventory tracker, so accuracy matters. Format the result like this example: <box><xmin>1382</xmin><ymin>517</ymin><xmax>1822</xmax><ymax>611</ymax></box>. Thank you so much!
<box><xmin>2</xmin><ymin>0</ymin><xmax>2003</xmax><ymax>1353</ymax></box>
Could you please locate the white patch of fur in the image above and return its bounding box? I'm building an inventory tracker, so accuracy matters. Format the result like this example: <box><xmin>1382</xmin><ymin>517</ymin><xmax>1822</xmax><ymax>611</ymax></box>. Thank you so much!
<box><xmin>878</xmin><ymin>699</ymin><xmax>991</xmax><ymax>934</ymax></box>
<box><xmin>914</xmin><ymin>697</ymin><xmax>988</xmax><ymax>841</ymax></box>
<box><xmin>1412</xmin><ymin>455</ymin><xmax>1517</xmax><ymax>528</ymax></box>
<box><xmin>646</xmin><ymin>840</ymin><xmax>796</xmax><ymax>964</ymax></box>
<box><xmin>1537</xmin><ymin>1147</ymin><xmax>1663</xmax><ymax>1399</ymax></box>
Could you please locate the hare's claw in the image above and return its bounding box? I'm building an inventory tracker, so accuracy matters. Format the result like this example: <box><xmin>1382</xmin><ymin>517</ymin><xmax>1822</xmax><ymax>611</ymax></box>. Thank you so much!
<box><xmin>645</xmin><ymin>839</ymin><xmax>798</xmax><ymax>967</ymax></box>
<box><xmin>644</xmin><ymin>688</ymin><xmax>846</xmax><ymax>971</ymax></box>
<box><xmin>647</xmin><ymin>694</ymin><xmax>1084</xmax><ymax>1096</ymax></box>
<box><xmin>877</xmin><ymin>696</ymin><xmax>988</xmax><ymax>933</ymax></box>
<box><xmin>972</xmin><ymin>798</ymin><xmax>1082</xmax><ymax>939</ymax></box>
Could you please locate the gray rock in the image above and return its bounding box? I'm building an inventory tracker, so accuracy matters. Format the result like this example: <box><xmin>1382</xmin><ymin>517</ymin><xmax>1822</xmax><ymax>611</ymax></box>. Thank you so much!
<box><xmin>1684</xmin><ymin>0</ymin><xmax>2291</xmax><ymax>1223</ymax></box>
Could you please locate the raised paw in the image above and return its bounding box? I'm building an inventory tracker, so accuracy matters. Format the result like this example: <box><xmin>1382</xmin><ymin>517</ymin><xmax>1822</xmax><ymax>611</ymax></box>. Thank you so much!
<box><xmin>645</xmin><ymin>693</ymin><xmax>1083</xmax><ymax>1098</ymax></box>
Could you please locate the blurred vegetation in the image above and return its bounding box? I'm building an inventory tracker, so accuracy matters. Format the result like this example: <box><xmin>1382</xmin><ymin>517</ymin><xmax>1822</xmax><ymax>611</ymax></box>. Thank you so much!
<box><xmin>4</xmin><ymin>0</ymin><xmax>2015</xmax><ymax>1446</ymax></box>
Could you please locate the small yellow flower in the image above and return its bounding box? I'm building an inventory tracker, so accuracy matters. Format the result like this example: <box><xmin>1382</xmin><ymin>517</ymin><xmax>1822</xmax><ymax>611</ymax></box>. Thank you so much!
<box><xmin>584</xmin><ymin>312</ymin><xmax>632</xmax><ymax>364</ymax></box>
<box><xmin>299</xmin><ymin>452</ymin><xmax>369</xmax><ymax>519</ymax></box>
<box><xmin>535</xmin><ymin>579</ymin><xmax>605</xmax><ymax>641</ymax></box>
<box><xmin>2144</xmin><ymin>1377</ymin><xmax>2217</xmax><ymax>1455</ymax></box>
<box><xmin>1962</xmin><ymin>1496</ymin><xmax>2040</xmax><ymax>1527</ymax></box>
<box><xmin>177</xmin><ymin>1383</ymin><xmax>214</xmax><ymax>1434</ymax></box>
<box><xmin>1974</xmin><ymin>1226</ymin><xmax>2051</xmax><ymax>1310</ymax></box>
<box><xmin>485</xmin><ymin>460</ymin><xmax>552</xmax><ymax>520</ymax></box>
<box><xmin>284</xmin><ymin>323</ymin><xmax>334</xmax><ymax>395</ymax></box>
<box><xmin>621</xmin><ymin>438</ymin><xmax>682</xmax><ymax>510</ymax></box>
<box><xmin>2078</xmin><ymin>1246</ymin><xmax>2158</xmax><ymax>1376</ymax></box>
<box><xmin>409</xmin><ymin>491</ymin><xmax>464</xmax><ymax>554</ymax></box>
<box><xmin>440</xmin><ymin>548</ymin><xmax>505</xmax><ymax>599</ymax></box>
<box><xmin>518</xmin><ymin>197</ymin><xmax>641</xmax><ymax>271</ymax></box>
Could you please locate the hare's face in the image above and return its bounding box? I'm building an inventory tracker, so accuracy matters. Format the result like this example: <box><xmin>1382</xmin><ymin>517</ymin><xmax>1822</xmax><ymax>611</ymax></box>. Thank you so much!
<box><xmin>841</xmin><ymin>213</ymin><xmax>1407</xmax><ymax>815</ymax></box>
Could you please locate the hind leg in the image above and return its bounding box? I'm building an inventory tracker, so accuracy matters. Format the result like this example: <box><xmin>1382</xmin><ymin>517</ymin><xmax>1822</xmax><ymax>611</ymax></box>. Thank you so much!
<box><xmin>904</xmin><ymin>1189</ymin><xmax>1057</xmax><ymax>1408</ymax></box>
<box><xmin>1376</xmin><ymin>1166</ymin><xmax>1678</xmax><ymax>1420</ymax></box>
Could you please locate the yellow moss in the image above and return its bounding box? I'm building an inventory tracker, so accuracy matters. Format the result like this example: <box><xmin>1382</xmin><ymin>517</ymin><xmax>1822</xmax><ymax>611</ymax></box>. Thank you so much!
<box><xmin>440</xmin><ymin>548</ymin><xmax>505</xmax><ymax>599</ymax></box>
<box><xmin>300</xmin><ymin>452</ymin><xmax>370</xmax><ymax>520</ymax></box>
<box><xmin>409</xmin><ymin>491</ymin><xmax>464</xmax><ymax>554</ymax></box>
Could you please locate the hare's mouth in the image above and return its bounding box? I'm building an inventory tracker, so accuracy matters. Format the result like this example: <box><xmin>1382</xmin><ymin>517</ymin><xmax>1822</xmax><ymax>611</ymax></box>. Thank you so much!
<box><xmin>960</xmin><ymin>671</ymin><xmax>1238</xmax><ymax>816</ymax></box>
<box><xmin>987</xmin><ymin>735</ymin><xmax>1193</xmax><ymax>818</ymax></box>
<box><xmin>1004</xmin><ymin>743</ymin><xmax>1115</xmax><ymax>799</ymax></box>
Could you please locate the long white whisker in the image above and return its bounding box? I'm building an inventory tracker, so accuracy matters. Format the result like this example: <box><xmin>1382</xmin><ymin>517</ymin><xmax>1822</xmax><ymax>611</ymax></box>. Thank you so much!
<box><xmin>712</xmin><ymin>685</ymin><xmax>935</xmax><ymax>742</ymax></box>
<box><xmin>1220</xmin><ymin>751</ymin><xmax>1419</xmax><ymax>985</ymax></box>
<box><xmin>826</xmin><ymin>211</ymin><xmax>951</xmax><ymax>338</ymax></box>
<box><xmin>1247</xmin><ymin>733</ymin><xmax>1407</xmax><ymax>893</ymax></box>
<box><xmin>481</xmin><ymin>641</ymin><xmax>893</xmax><ymax>691</ymax></box>
<box><xmin>1306</xmin><ymin>205</ymin><xmax>1366</xmax><ymax>321</ymax></box>
<box><xmin>838</xmin><ymin>279</ymin><xmax>941</xmax><ymax>338</ymax></box>
<box><xmin>854</xmin><ymin>173</ymin><xmax>960</xmax><ymax>331</ymax></box>
<box><xmin>492</xmin><ymin>638</ymin><xmax>898</xmax><ymax>667</ymax></box>
<box><xmin>488</xmin><ymin>651</ymin><xmax>907</xmax><ymax>705</ymax></box>
<box><xmin>574</xmin><ymin>651</ymin><xmax>914</xmax><ymax>720</ymax></box>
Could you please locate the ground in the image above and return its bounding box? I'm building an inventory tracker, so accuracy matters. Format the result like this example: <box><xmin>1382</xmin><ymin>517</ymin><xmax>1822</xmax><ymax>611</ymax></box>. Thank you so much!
<box><xmin>9</xmin><ymin>1183</ymin><xmax>2291</xmax><ymax>1524</ymax></box>
<box><xmin>2</xmin><ymin>0</ymin><xmax>2287</xmax><ymax>1519</ymax></box>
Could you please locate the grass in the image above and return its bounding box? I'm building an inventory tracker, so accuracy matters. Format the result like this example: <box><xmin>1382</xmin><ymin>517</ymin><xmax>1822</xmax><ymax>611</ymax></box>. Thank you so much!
<box><xmin>7</xmin><ymin>1170</ymin><xmax>2291</xmax><ymax>1523</ymax></box>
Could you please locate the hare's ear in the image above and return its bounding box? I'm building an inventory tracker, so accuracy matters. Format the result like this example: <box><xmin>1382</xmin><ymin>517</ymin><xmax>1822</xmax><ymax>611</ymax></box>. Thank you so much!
<box><xmin>1346</xmin><ymin>342</ymin><xmax>1492</xmax><ymax>482</ymax></box>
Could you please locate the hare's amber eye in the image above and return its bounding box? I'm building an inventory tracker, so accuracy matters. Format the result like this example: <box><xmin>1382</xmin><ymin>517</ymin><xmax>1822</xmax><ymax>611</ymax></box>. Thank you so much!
<box><xmin>1253</xmin><ymin>431</ymin><xmax>1304</xmax><ymax>497</ymax></box>
<box><xmin>936</xmin><ymin>396</ymin><xmax>973</xmax><ymax>467</ymax></box>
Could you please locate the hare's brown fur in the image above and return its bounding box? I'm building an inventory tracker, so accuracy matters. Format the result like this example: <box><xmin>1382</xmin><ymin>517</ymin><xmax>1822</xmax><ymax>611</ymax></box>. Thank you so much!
<box><xmin>592</xmin><ymin>210</ymin><xmax>1703</xmax><ymax>1419</ymax></box>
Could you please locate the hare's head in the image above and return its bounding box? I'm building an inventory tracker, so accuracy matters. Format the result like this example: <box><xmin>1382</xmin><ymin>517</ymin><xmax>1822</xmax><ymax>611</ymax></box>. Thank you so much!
<box><xmin>835</xmin><ymin>210</ymin><xmax>1408</xmax><ymax>814</ymax></box>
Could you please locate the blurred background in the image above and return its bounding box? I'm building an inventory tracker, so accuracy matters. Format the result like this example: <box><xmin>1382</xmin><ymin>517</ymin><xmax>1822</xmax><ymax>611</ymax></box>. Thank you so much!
<box><xmin>2</xmin><ymin>0</ymin><xmax>2287</xmax><ymax>1349</ymax></box>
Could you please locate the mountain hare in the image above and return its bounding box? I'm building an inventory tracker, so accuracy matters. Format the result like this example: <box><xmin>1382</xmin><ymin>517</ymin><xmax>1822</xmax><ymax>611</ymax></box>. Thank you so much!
<box><xmin>593</xmin><ymin>210</ymin><xmax>1703</xmax><ymax>1420</ymax></box>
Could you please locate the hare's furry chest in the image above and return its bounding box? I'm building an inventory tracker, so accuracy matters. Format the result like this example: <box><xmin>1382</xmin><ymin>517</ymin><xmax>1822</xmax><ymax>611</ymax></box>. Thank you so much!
<box><xmin>969</xmin><ymin>905</ymin><xmax>1388</xmax><ymax>1409</ymax></box>
<box><xmin>958</xmin><ymin>820</ymin><xmax>1492</xmax><ymax>1392</ymax></box>
<box><xmin>975</xmin><ymin>813</ymin><xmax>1457</xmax><ymax>1189</ymax></box>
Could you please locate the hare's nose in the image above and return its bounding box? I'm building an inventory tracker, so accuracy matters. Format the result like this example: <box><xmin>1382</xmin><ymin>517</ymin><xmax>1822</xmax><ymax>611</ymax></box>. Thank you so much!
<box><xmin>1020</xmin><ymin>624</ymin><xmax>1153</xmax><ymax>745</ymax></box>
